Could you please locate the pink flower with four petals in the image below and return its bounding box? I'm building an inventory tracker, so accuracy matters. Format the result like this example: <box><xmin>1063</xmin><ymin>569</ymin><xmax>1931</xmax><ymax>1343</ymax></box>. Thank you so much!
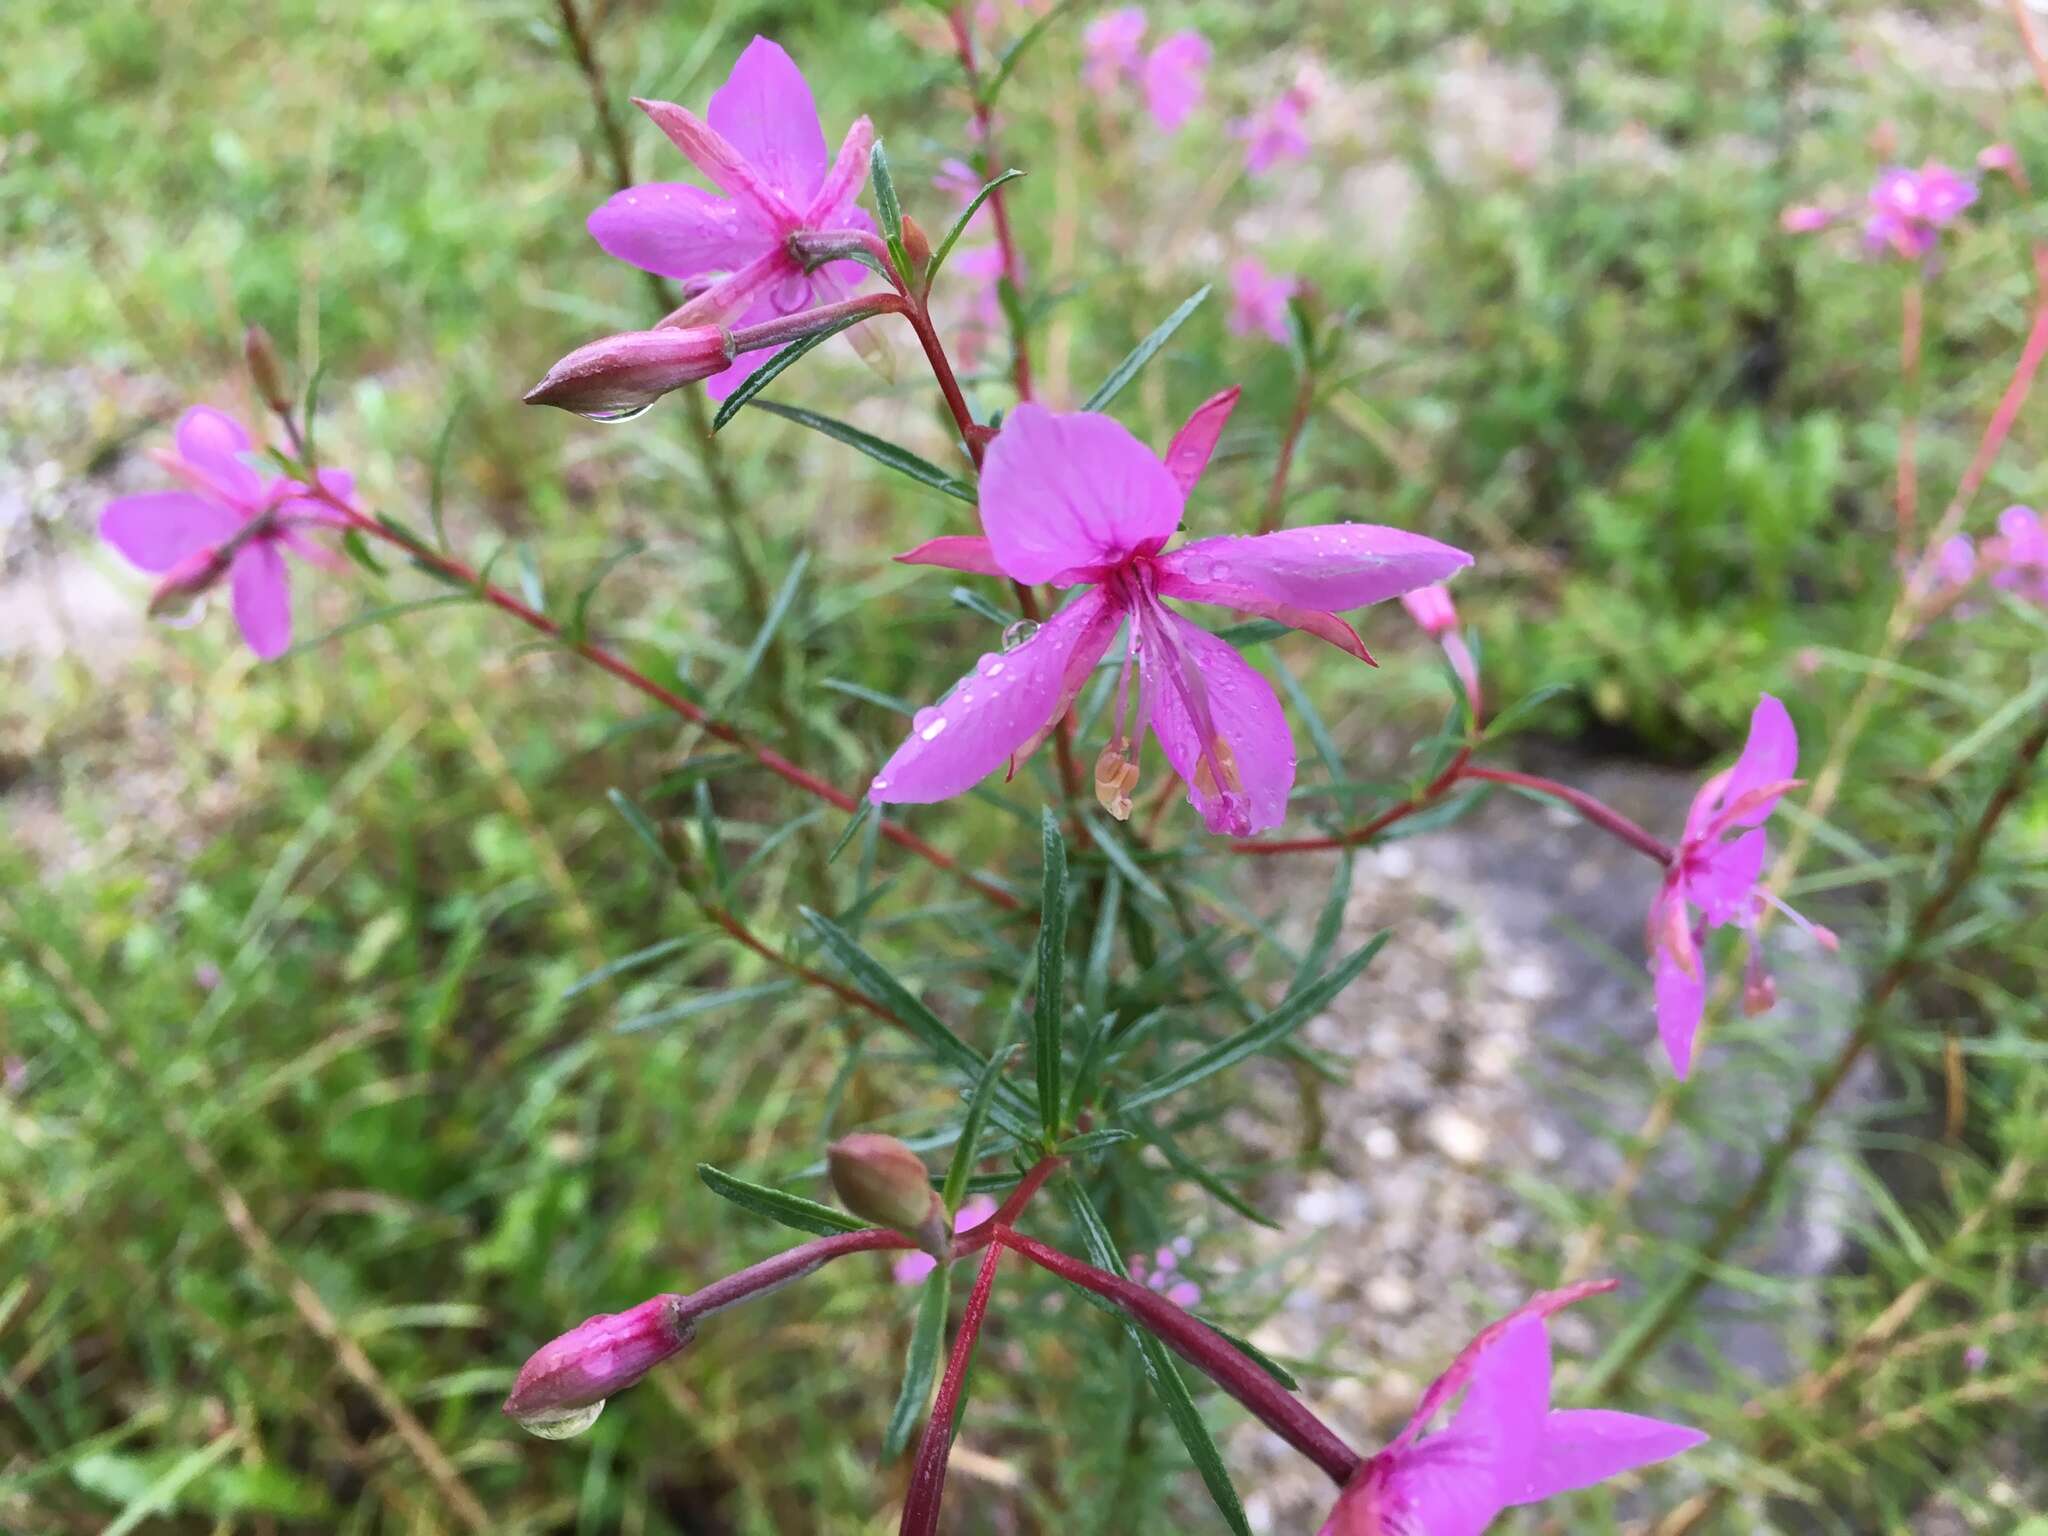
<box><xmin>870</xmin><ymin>398</ymin><xmax>1471</xmax><ymax>836</ymax></box>
<box><xmin>1229</xmin><ymin>258</ymin><xmax>1298</xmax><ymax>345</ymax></box>
<box><xmin>1647</xmin><ymin>695</ymin><xmax>1836</xmax><ymax>1078</ymax></box>
<box><xmin>100</xmin><ymin>406</ymin><xmax>352</xmax><ymax>660</ymax></box>
<box><xmin>586</xmin><ymin>38</ymin><xmax>876</xmax><ymax>400</ymax></box>
<box><xmin>1319</xmin><ymin>1281</ymin><xmax>1705</xmax><ymax>1535</ymax></box>
<box><xmin>1862</xmin><ymin>163</ymin><xmax>1977</xmax><ymax>260</ymax></box>
<box><xmin>1234</xmin><ymin>77</ymin><xmax>1315</xmax><ymax>176</ymax></box>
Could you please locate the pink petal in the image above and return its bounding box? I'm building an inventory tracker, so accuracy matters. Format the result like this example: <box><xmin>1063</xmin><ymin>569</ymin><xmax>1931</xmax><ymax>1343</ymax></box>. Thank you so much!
<box><xmin>664</xmin><ymin>246</ymin><xmax>797</xmax><ymax>329</ymax></box>
<box><xmin>1509</xmin><ymin>1410</ymin><xmax>1707</xmax><ymax>1506</ymax></box>
<box><xmin>805</xmin><ymin>115</ymin><xmax>876</xmax><ymax>225</ymax></box>
<box><xmin>1715</xmin><ymin>694</ymin><xmax>1797</xmax><ymax>829</ymax></box>
<box><xmin>703</xmin><ymin>340</ymin><xmax>784</xmax><ymax>403</ymax></box>
<box><xmin>893</xmin><ymin>1252</ymin><xmax>938</xmax><ymax>1285</ymax></box>
<box><xmin>278</xmin><ymin>468</ymin><xmax>354</xmax><ymax>528</ymax></box>
<box><xmin>1376</xmin><ymin>1434</ymin><xmax>1504</xmax><ymax>1536</ymax></box>
<box><xmin>1163</xmin><ymin>387</ymin><xmax>1240</xmax><ymax>496</ymax></box>
<box><xmin>1141</xmin><ymin>31</ymin><xmax>1210</xmax><ymax>133</ymax></box>
<box><xmin>869</xmin><ymin>588</ymin><xmax>1122</xmax><ymax>804</ymax></box>
<box><xmin>1688</xmin><ymin>827</ymin><xmax>1766</xmax><ymax>928</ymax></box>
<box><xmin>706</xmin><ymin>37</ymin><xmax>829</xmax><ymax>208</ymax></box>
<box><xmin>175</xmin><ymin>406</ymin><xmax>265</xmax><ymax>506</ymax></box>
<box><xmin>1150</xmin><ymin>570</ymin><xmax>1373</xmax><ymax>662</ymax></box>
<box><xmin>979</xmin><ymin>405</ymin><xmax>1184</xmax><ymax>583</ymax></box>
<box><xmin>633</xmin><ymin>97</ymin><xmax>796</xmax><ymax>228</ymax></box>
<box><xmin>1140</xmin><ymin>607</ymin><xmax>1294</xmax><ymax>836</ymax></box>
<box><xmin>1155</xmin><ymin>525</ymin><xmax>1472</xmax><ymax>613</ymax></box>
<box><xmin>1394</xmin><ymin>1281</ymin><xmax>1617</xmax><ymax>1450</ymax></box>
<box><xmin>100</xmin><ymin>492</ymin><xmax>241</xmax><ymax>573</ymax></box>
<box><xmin>588</xmin><ymin>182</ymin><xmax>770</xmax><ymax>281</ymax></box>
<box><xmin>895</xmin><ymin>537</ymin><xmax>1007</xmax><ymax>577</ymax></box>
<box><xmin>1442</xmin><ymin>1316</ymin><xmax>1551</xmax><ymax>1498</ymax></box>
<box><xmin>230</xmin><ymin>541</ymin><xmax>292</xmax><ymax>660</ymax></box>
<box><xmin>1654</xmin><ymin>947</ymin><xmax>1706</xmax><ymax>1079</ymax></box>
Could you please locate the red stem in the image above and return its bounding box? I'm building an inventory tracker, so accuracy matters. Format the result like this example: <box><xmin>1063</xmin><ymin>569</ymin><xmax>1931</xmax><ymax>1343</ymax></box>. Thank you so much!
<box><xmin>900</xmin><ymin>1243</ymin><xmax>1004</xmax><ymax>1536</ymax></box>
<box><xmin>996</xmin><ymin>1227</ymin><xmax>1362</xmax><ymax>1485</ymax></box>
<box><xmin>1462</xmin><ymin>766</ymin><xmax>1675</xmax><ymax>864</ymax></box>
<box><xmin>678</xmin><ymin>1228</ymin><xmax>909</xmax><ymax>1324</ymax></box>
<box><xmin>324</xmin><ymin>495</ymin><xmax>1019</xmax><ymax>909</ymax></box>
<box><xmin>1230</xmin><ymin>746</ymin><xmax>1472</xmax><ymax>856</ymax></box>
<box><xmin>1261</xmin><ymin>367</ymin><xmax>1315</xmax><ymax>533</ymax></box>
<box><xmin>947</xmin><ymin>8</ymin><xmax>1033</xmax><ymax>402</ymax></box>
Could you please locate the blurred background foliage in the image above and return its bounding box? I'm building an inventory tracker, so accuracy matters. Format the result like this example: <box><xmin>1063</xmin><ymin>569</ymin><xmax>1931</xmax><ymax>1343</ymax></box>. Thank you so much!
<box><xmin>2</xmin><ymin>0</ymin><xmax>2044</xmax><ymax>1532</ymax></box>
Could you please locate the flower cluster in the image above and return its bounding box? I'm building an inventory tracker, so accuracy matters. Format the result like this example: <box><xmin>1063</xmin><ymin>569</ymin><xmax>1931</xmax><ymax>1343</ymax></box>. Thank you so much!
<box><xmin>1083</xmin><ymin>8</ymin><xmax>1211</xmax><ymax>132</ymax></box>
<box><xmin>1783</xmin><ymin>158</ymin><xmax>1982</xmax><ymax>261</ymax></box>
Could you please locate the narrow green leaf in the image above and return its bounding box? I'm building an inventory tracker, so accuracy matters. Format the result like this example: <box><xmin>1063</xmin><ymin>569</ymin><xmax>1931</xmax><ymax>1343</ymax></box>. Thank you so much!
<box><xmin>694</xmin><ymin>781</ymin><xmax>729</xmax><ymax>894</ymax></box>
<box><xmin>986</xmin><ymin>0</ymin><xmax>1082</xmax><ymax>102</ymax></box>
<box><xmin>1082</xmin><ymin>286</ymin><xmax>1211</xmax><ymax>413</ymax></box>
<box><xmin>826</xmin><ymin>800</ymin><xmax>876</xmax><ymax>867</ymax></box>
<box><xmin>1121</xmin><ymin>932</ymin><xmax>1389</xmax><ymax>1113</ymax></box>
<box><xmin>926</xmin><ymin>169</ymin><xmax>1026</xmax><ymax>285</ymax></box>
<box><xmin>617</xmin><ymin>980</ymin><xmax>795</xmax><ymax>1033</ymax></box>
<box><xmin>1202</xmin><ymin>1320</ymin><xmax>1300</xmax><ymax>1393</ymax></box>
<box><xmin>340</xmin><ymin>529</ymin><xmax>386</xmax><ymax>576</ymax></box>
<box><xmin>698</xmin><ymin>1163</ymin><xmax>865</xmax><ymax>1236</ymax></box>
<box><xmin>427</xmin><ymin>399</ymin><xmax>464</xmax><ymax>550</ymax></box>
<box><xmin>870</xmin><ymin>139</ymin><xmax>910</xmax><ymax>280</ymax></box>
<box><xmin>606</xmin><ymin>788</ymin><xmax>670</xmax><ymax>869</ymax></box>
<box><xmin>752</xmin><ymin>401</ymin><xmax>976</xmax><ymax>502</ymax></box>
<box><xmin>1066</xmin><ymin>1185</ymin><xmax>1253</xmax><ymax>1536</ymax></box>
<box><xmin>943</xmin><ymin>1046</ymin><xmax>1020</xmax><ymax>1210</ymax></box>
<box><xmin>299</xmin><ymin>358</ymin><xmax>330</xmax><ymax>468</ymax></box>
<box><xmin>799</xmin><ymin>909</ymin><xmax>987</xmax><ymax>1080</ymax></box>
<box><xmin>821</xmin><ymin>677</ymin><xmax>916</xmax><ymax>715</ymax></box>
<box><xmin>568</xmin><ymin>540</ymin><xmax>647</xmax><ymax>645</ymax></box>
<box><xmin>1080</xmin><ymin>813</ymin><xmax>1169</xmax><ymax>905</ymax></box>
<box><xmin>1083</xmin><ymin>868</ymin><xmax>1123</xmax><ymax>1019</ymax></box>
<box><xmin>1213</xmin><ymin>618</ymin><xmax>1290</xmax><ymax>648</ymax></box>
<box><xmin>516</xmin><ymin>541</ymin><xmax>547</xmax><ymax>612</ymax></box>
<box><xmin>949</xmin><ymin>585</ymin><xmax>1013</xmax><ymax>626</ymax></box>
<box><xmin>1289</xmin><ymin>852</ymin><xmax>1354</xmax><ymax>999</ymax></box>
<box><xmin>1035</xmin><ymin>808</ymin><xmax>1069</xmax><ymax>1139</ymax></box>
<box><xmin>1133</xmin><ymin>1122</ymin><xmax>1277</xmax><ymax>1228</ymax></box>
<box><xmin>282</xmin><ymin>594</ymin><xmax>467</xmax><ymax>659</ymax></box>
<box><xmin>711</xmin><ymin>550</ymin><xmax>809</xmax><ymax>709</ymax></box>
<box><xmin>375</xmin><ymin>510</ymin><xmax>433</xmax><ymax>553</ymax></box>
<box><xmin>563</xmin><ymin>935</ymin><xmax>698</xmax><ymax>998</ymax></box>
<box><xmin>1480</xmin><ymin>683</ymin><xmax>1574</xmax><ymax>743</ymax></box>
<box><xmin>731</xmin><ymin>809</ymin><xmax>827</xmax><ymax>889</ymax></box>
<box><xmin>1054</xmin><ymin>1127</ymin><xmax>1133</xmax><ymax>1157</ymax></box>
<box><xmin>882</xmin><ymin>1268</ymin><xmax>951</xmax><ymax>1458</ymax></box>
<box><xmin>1270</xmin><ymin>661</ymin><xmax>1344</xmax><ymax>785</ymax></box>
<box><xmin>712</xmin><ymin>312</ymin><xmax>871</xmax><ymax>429</ymax></box>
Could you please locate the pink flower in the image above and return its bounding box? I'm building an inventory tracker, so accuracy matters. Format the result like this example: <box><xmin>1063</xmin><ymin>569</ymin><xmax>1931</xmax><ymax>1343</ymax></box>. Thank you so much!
<box><xmin>100</xmin><ymin>406</ymin><xmax>352</xmax><ymax>660</ymax></box>
<box><xmin>1083</xmin><ymin>8</ymin><xmax>1148</xmax><ymax>92</ymax></box>
<box><xmin>1779</xmin><ymin>203</ymin><xmax>1834</xmax><ymax>234</ymax></box>
<box><xmin>1234</xmin><ymin>81</ymin><xmax>1314</xmax><ymax>176</ymax></box>
<box><xmin>893</xmin><ymin>1195</ymin><xmax>1001</xmax><ymax>1285</ymax></box>
<box><xmin>1402</xmin><ymin>583</ymin><xmax>1480</xmax><ymax>713</ymax></box>
<box><xmin>1229</xmin><ymin>259</ymin><xmax>1297</xmax><ymax>345</ymax></box>
<box><xmin>945</xmin><ymin>246</ymin><xmax>1011</xmax><ymax>371</ymax></box>
<box><xmin>1977</xmin><ymin>142</ymin><xmax>2020</xmax><ymax>181</ymax></box>
<box><xmin>870</xmin><ymin>398</ymin><xmax>1471</xmax><ymax>836</ymax></box>
<box><xmin>1319</xmin><ymin>1282</ymin><xmax>1705</xmax><ymax>1535</ymax></box>
<box><xmin>1863</xmin><ymin>163</ymin><xmax>1977</xmax><ymax>260</ymax></box>
<box><xmin>1128</xmin><ymin>1236</ymin><xmax>1202</xmax><ymax>1307</ymax></box>
<box><xmin>1647</xmin><ymin>695</ymin><xmax>1836</xmax><ymax>1078</ymax></box>
<box><xmin>1142</xmin><ymin>31</ymin><xmax>1211</xmax><ymax>133</ymax></box>
<box><xmin>586</xmin><ymin>37</ymin><xmax>875</xmax><ymax>400</ymax></box>
<box><xmin>1984</xmin><ymin>505</ymin><xmax>2048</xmax><ymax>604</ymax></box>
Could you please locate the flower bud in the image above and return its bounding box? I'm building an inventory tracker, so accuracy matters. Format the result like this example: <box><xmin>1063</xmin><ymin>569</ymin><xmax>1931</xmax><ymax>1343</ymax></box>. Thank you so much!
<box><xmin>503</xmin><ymin>1293</ymin><xmax>694</xmax><ymax>1438</ymax></box>
<box><xmin>243</xmin><ymin>324</ymin><xmax>292</xmax><ymax>413</ymax></box>
<box><xmin>900</xmin><ymin>213</ymin><xmax>933</xmax><ymax>278</ymax></box>
<box><xmin>148</xmin><ymin>545</ymin><xmax>232</xmax><ymax>621</ymax></box>
<box><xmin>1399</xmin><ymin>584</ymin><xmax>1458</xmax><ymax>638</ymax></box>
<box><xmin>524</xmin><ymin>327</ymin><xmax>737</xmax><ymax>420</ymax></box>
<box><xmin>827</xmin><ymin>1133</ymin><xmax>949</xmax><ymax>1259</ymax></box>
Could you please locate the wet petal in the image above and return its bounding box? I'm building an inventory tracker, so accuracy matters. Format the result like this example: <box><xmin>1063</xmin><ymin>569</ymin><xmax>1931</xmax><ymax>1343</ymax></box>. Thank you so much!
<box><xmin>1715</xmin><ymin>694</ymin><xmax>1797</xmax><ymax>829</ymax></box>
<box><xmin>100</xmin><ymin>492</ymin><xmax>241</xmax><ymax>573</ymax></box>
<box><xmin>633</xmin><ymin>97</ymin><xmax>795</xmax><ymax>227</ymax></box>
<box><xmin>1393</xmin><ymin>1281</ymin><xmax>1617</xmax><ymax>1453</ymax></box>
<box><xmin>707</xmin><ymin>37</ymin><xmax>829</xmax><ymax>207</ymax></box>
<box><xmin>230</xmin><ymin>541</ymin><xmax>292</xmax><ymax>660</ymax></box>
<box><xmin>1511</xmin><ymin>1410</ymin><xmax>1707</xmax><ymax>1506</ymax></box>
<box><xmin>1162</xmin><ymin>387</ymin><xmax>1240</xmax><ymax>496</ymax></box>
<box><xmin>1377</xmin><ymin>1433</ymin><xmax>1503</xmax><ymax>1536</ymax></box>
<box><xmin>175</xmin><ymin>406</ymin><xmax>264</xmax><ymax>506</ymax></box>
<box><xmin>588</xmin><ymin>182</ymin><xmax>770</xmax><ymax>281</ymax></box>
<box><xmin>894</xmin><ymin>536</ymin><xmax>1006</xmax><ymax>577</ymax></box>
<box><xmin>1654</xmin><ymin>946</ymin><xmax>1706</xmax><ymax>1079</ymax></box>
<box><xmin>979</xmin><ymin>405</ymin><xmax>1183</xmax><ymax>583</ymax></box>
<box><xmin>1150</xmin><ymin>570</ymin><xmax>1373</xmax><ymax>661</ymax></box>
<box><xmin>869</xmin><ymin>589</ymin><xmax>1121</xmax><ymax>804</ymax></box>
<box><xmin>805</xmin><ymin>115</ymin><xmax>876</xmax><ymax>225</ymax></box>
<box><xmin>1141</xmin><ymin>607</ymin><xmax>1294</xmax><ymax>835</ymax></box>
<box><xmin>1688</xmin><ymin>827</ymin><xmax>1766</xmax><ymax>928</ymax></box>
<box><xmin>1156</xmin><ymin>524</ymin><xmax>1471</xmax><ymax>614</ymax></box>
<box><xmin>1445</xmin><ymin>1317</ymin><xmax>1551</xmax><ymax>1493</ymax></box>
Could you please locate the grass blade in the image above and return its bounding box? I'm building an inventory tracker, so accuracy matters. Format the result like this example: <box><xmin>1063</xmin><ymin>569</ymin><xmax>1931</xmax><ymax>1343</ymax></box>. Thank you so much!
<box><xmin>1082</xmin><ymin>286</ymin><xmax>1211</xmax><ymax>413</ymax></box>
<box><xmin>697</xmin><ymin>1162</ymin><xmax>865</xmax><ymax>1237</ymax></box>
<box><xmin>752</xmin><ymin>401</ymin><xmax>976</xmax><ymax>502</ymax></box>
<box><xmin>712</xmin><ymin>313</ymin><xmax>871</xmax><ymax>429</ymax></box>
<box><xmin>882</xmin><ymin>1267</ymin><xmax>950</xmax><ymax>1459</ymax></box>
<box><xmin>1035</xmin><ymin>808</ymin><xmax>1069</xmax><ymax>1139</ymax></box>
<box><xmin>926</xmin><ymin>168</ymin><xmax>1026</xmax><ymax>283</ymax></box>
<box><xmin>943</xmin><ymin>1046</ymin><xmax>1020</xmax><ymax>1210</ymax></box>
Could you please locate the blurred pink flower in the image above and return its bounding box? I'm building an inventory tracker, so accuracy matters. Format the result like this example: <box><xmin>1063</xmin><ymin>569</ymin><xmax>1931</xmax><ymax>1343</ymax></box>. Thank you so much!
<box><xmin>1234</xmin><ymin>78</ymin><xmax>1314</xmax><ymax>176</ymax></box>
<box><xmin>1401</xmin><ymin>583</ymin><xmax>1480</xmax><ymax>714</ymax></box>
<box><xmin>585</xmin><ymin>37</ymin><xmax>876</xmax><ymax>400</ymax></box>
<box><xmin>1780</xmin><ymin>203</ymin><xmax>1834</xmax><ymax>234</ymax></box>
<box><xmin>1984</xmin><ymin>504</ymin><xmax>2048</xmax><ymax>605</ymax></box>
<box><xmin>1318</xmin><ymin>1282</ymin><xmax>1705</xmax><ymax>1535</ymax></box>
<box><xmin>1228</xmin><ymin>258</ymin><xmax>1298</xmax><ymax>344</ymax></box>
<box><xmin>1083</xmin><ymin>8</ymin><xmax>1148</xmax><ymax>92</ymax></box>
<box><xmin>1648</xmin><ymin>694</ymin><xmax>1836</xmax><ymax>1078</ymax></box>
<box><xmin>1863</xmin><ymin>162</ymin><xmax>1977</xmax><ymax>260</ymax></box>
<box><xmin>1142</xmin><ymin>31</ymin><xmax>1211</xmax><ymax>133</ymax></box>
<box><xmin>946</xmin><ymin>246</ymin><xmax>1011</xmax><ymax>371</ymax></box>
<box><xmin>100</xmin><ymin>406</ymin><xmax>352</xmax><ymax>660</ymax></box>
<box><xmin>894</xmin><ymin>1195</ymin><xmax>1000</xmax><ymax>1284</ymax></box>
<box><xmin>1977</xmin><ymin>142</ymin><xmax>2020</xmax><ymax>181</ymax></box>
<box><xmin>1128</xmin><ymin>1236</ymin><xmax>1201</xmax><ymax>1307</ymax></box>
<box><xmin>874</xmin><ymin>399</ymin><xmax>1470</xmax><ymax>834</ymax></box>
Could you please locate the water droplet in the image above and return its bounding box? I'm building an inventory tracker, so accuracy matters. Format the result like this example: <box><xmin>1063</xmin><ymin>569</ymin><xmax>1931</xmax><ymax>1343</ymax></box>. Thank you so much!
<box><xmin>158</xmin><ymin>595</ymin><xmax>209</xmax><ymax>630</ymax></box>
<box><xmin>913</xmin><ymin>706</ymin><xmax>943</xmax><ymax>732</ymax></box>
<box><xmin>580</xmin><ymin>402</ymin><xmax>654</xmax><ymax>425</ymax></box>
<box><xmin>1000</xmin><ymin>620</ymin><xmax>1038</xmax><ymax>651</ymax></box>
<box><xmin>516</xmin><ymin>1398</ymin><xmax>606</xmax><ymax>1440</ymax></box>
<box><xmin>976</xmin><ymin>653</ymin><xmax>1006</xmax><ymax>677</ymax></box>
<box><xmin>872</xmin><ymin>777</ymin><xmax>889</xmax><ymax>791</ymax></box>
<box><xmin>920</xmin><ymin>715</ymin><xmax>949</xmax><ymax>742</ymax></box>
<box><xmin>1211</xmin><ymin>561</ymin><xmax>1232</xmax><ymax>581</ymax></box>
<box><xmin>1184</xmin><ymin>554</ymin><xmax>1215</xmax><ymax>583</ymax></box>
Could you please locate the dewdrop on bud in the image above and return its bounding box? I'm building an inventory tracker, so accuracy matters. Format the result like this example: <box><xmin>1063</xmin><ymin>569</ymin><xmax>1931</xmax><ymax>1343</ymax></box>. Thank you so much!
<box><xmin>243</xmin><ymin>324</ymin><xmax>292</xmax><ymax>413</ymax></box>
<box><xmin>503</xmin><ymin>1294</ymin><xmax>694</xmax><ymax>1439</ymax></box>
<box><xmin>524</xmin><ymin>326</ymin><xmax>737</xmax><ymax>421</ymax></box>
<box><xmin>827</xmin><ymin>1133</ymin><xmax>949</xmax><ymax>1259</ymax></box>
<box><xmin>1094</xmin><ymin>742</ymin><xmax>1140</xmax><ymax>821</ymax></box>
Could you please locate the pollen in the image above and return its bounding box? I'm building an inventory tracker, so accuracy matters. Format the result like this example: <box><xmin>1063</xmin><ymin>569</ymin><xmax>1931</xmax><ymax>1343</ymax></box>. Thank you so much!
<box><xmin>1094</xmin><ymin>742</ymin><xmax>1141</xmax><ymax>820</ymax></box>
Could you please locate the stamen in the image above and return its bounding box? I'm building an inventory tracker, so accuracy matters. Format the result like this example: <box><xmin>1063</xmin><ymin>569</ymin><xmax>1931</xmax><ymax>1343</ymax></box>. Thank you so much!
<box><xmin>1093</xmin><ymin>741</ymin><xmax>1141</xmax><ymax>820</ymax></box>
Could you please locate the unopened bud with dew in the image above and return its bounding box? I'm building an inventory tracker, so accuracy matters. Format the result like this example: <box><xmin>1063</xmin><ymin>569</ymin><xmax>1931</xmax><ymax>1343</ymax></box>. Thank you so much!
<box><xmin>827</xmin><ymin>1132</ymin><xmax>950</xmax><ymax>1260</ymax></box>
<box><xmin>524</xmin><ymin>326</ymin><xmax>737</xmax><ymax>421</ymax></box>
<box><xmin>503</xmin><ymin>1293</ymin><xmax>694</xmax><ymax>1439</ymax></box>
